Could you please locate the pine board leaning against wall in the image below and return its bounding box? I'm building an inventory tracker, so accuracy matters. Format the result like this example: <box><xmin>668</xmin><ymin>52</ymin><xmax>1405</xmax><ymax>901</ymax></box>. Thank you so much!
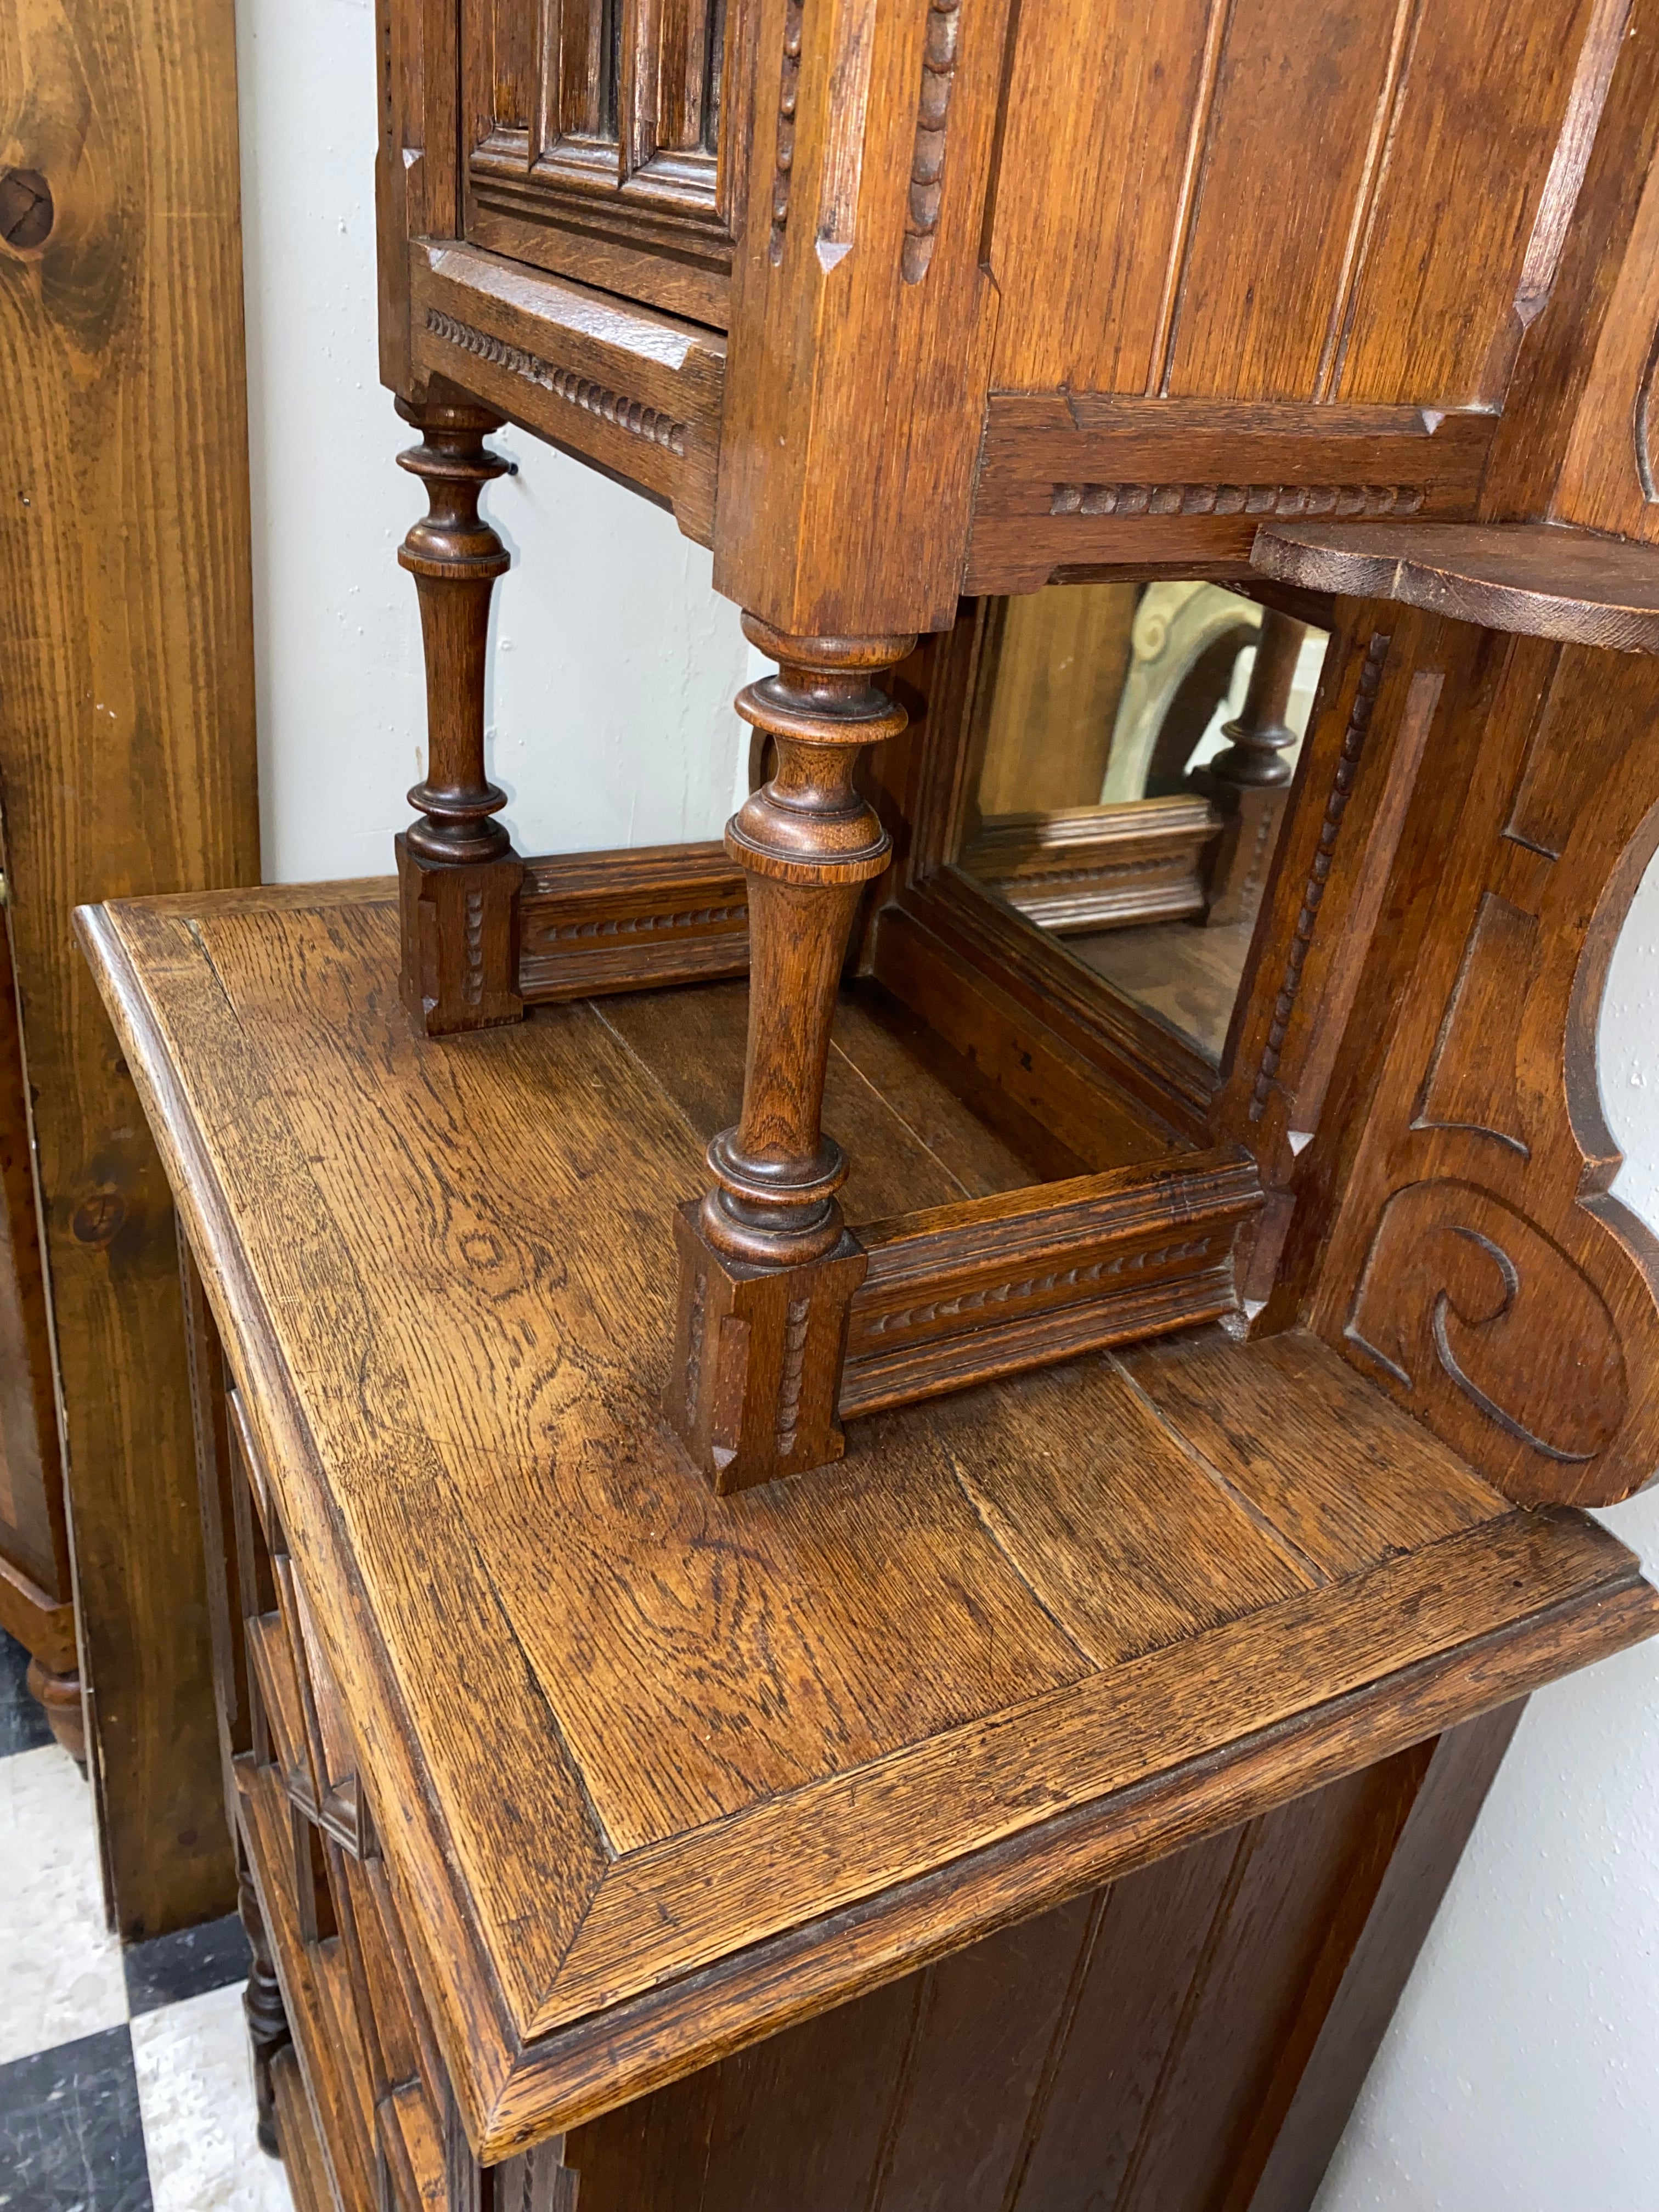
<box><xmin>0</xmin><ymin>0</ymin><xmax>259</xmax><ymax>1934</ymax></box>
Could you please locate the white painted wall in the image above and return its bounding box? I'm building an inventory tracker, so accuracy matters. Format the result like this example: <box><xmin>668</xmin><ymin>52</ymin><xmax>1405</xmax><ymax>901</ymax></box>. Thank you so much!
<box><xmin>236</xmin><ymin>8</ymin><xmax>1659</xmax><ymax>2202</ymax></box>
<box><xmin>235</xmin><ymin>0</ymin><xmax>747</xmax><ymax>885</ymax></box>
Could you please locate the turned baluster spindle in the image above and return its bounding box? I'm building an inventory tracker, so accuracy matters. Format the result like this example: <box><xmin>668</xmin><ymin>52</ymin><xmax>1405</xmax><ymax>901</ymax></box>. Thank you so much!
<box><xmin>239</xmin><ymin>1866</ymin><xmax>290</xmax><ymax>2158</ymax></box>
<box><xmin>393</xmin><ymin>397</ymin><xmax>525</xmax><ymax>1034</ymax></box>
<box><xmin>669</xmin><ymin>619</ymin><xmax>914</xmax><ymax>1493</ymax></box>
<box><xmin>396</xmin><ymin>398</ymin><xmax>513</xmax><ymax>864</ymax></box>
<box><xmin>701</xmin><ymin>619</ymin><xmax>914</xmax><ymax>1267</ymax></box>
<box><xmin>1198</xmin><ymin>608</ymin><xmax>1310</xmax><ymax>927</ymax></box>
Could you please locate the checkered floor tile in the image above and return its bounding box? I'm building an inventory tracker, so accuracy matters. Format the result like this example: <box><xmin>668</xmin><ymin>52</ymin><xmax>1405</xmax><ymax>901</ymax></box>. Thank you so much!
<box><xmin>0</xmin><ymin>1629</ymin><xmax>292</xmax><ymax>2211</ymax></box>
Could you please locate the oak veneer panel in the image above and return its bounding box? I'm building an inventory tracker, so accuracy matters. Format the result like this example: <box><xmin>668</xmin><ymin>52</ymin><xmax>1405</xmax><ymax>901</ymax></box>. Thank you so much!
<box><xmin>244</xmin><ymin>1768</ymin><xmax>376</xmax><ymax>2212</ymax></box>
<box><xmin>985</xmin><ymin>0</ymin><xmax>1605</xmax><ymax>407</ymax></box>
<box><xmin>867</xmin><ymin>1898</ymin><xmax>1101</xmax><ymax>2212</ymax></box>
<box><xmin>79</xmin><ymin>887</ymin><xmax>1659</xmax><ymax>2153</ymax></box>
<box><xmin>596</xmin><ymin>977</ymin><xmax>1045</xmax><ymax>1219</ymax></box>
<box><xmin>270</xmin><ymin>2047</ymin><xmax>337</xmax><ymax>2212</ymax></box>
<box><xmin>985</xmin><ymin>0</ymin><xmax>1215</xmax><ymax>393</ymax></box>
<box><xmin>191</xmin><ymin>906</ymin><xmax>1086</xmax><ymax>1844</ymax></box>
<box><xmin>1009</xmin><ymin>1827</ymin><xmax>1244</xmax><ymax>2210</ymax></box>
<box><xmin>1338</xmin><ymin>0</ymin><xmax>1609</xmax><ymax>408</ymax></box>
<box><xmin>1553</xmin><ymin>147</ymin><xmax>1659</xmax><ymax>540</ymax></box>
<box><xmin>930</xmin><ymin>1359</ymin><xmax>1310</xmax><ymax>1664</ymax></box>
<box><xmin>1252</xmin><ymin>521</ymin><xmax>1659</xmax><ymax>651</ymax></box>
<box><xmin>1120</xmin><ymin>1328</ymin><xmax>1508</xmax><ymax>1581</ymax></box>
<box><xmin>442</xmin><ymin>1421</ymin><xmax>1088</xmax><ymax>1849</ymax></box>
<box><xmin>1162</xmin><ymin>0</ymin><xmax>1406</xmax><ymax>403</ymax></box>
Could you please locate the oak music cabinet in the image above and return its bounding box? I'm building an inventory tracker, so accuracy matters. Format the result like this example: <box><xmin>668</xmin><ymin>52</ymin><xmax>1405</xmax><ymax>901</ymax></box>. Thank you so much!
<box><xmin>77</xmin><ymin>0</ymin><xmax>1659</xmax><ymax>2206</ymax></box>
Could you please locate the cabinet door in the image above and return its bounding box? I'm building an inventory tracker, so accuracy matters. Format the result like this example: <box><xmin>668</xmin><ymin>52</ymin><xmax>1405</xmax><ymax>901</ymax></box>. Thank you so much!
<box><xmin>462</xmin><ymin>0</ymin><xmax>748</xmax><ymax>325</ymax></box>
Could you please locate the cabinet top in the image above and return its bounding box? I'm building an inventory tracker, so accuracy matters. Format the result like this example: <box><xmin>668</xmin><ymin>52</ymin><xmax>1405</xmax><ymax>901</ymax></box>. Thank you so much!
<box><xmin>77</xmin><ymin>883</ymin><xmax>1657</xmax><ymax>2159</ymax></box>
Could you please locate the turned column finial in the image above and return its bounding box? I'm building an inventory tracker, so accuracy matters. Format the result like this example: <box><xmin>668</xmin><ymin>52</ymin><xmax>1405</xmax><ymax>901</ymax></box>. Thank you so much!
<box><xmin>670</xmin><ymin>618</ymin><xmax>915</xmax><ymax>1492</ymax></box>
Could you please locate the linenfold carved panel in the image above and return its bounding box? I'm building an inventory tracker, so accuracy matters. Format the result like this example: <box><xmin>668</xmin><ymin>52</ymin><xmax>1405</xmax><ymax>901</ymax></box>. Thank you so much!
<box><xmin>460</xmin><ymin>0</ymin><xmax>742</xmax><ymax>324</ymax></box>
<box><xmin>1313</xmin><ymin>634</ymin><xmax>1659</xmax><ymax>1507</ymax></box>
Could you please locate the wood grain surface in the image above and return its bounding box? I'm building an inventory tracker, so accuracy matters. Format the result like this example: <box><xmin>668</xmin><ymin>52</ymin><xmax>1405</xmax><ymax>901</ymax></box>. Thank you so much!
<box><xmin>0</xmin><ymin>0</ymin><xmax>260</xmax><ymax>1931</ymax></box>
<box><xmin>78</xmin><ymin>887</ymin><xmax>1659</xmax><ymax>2157</ymax></box>
<box><xmin>1252</xmin><ymin>521</ymin><xmax>1659</xmax><ymax>651</ymax></box>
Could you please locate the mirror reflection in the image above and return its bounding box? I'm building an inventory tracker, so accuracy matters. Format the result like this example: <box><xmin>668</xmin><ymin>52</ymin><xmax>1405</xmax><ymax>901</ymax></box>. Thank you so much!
<box><xmin>958</xmin><ymin>582</ymin><xmax>1330</xmax><ymax>1064</ymax></box>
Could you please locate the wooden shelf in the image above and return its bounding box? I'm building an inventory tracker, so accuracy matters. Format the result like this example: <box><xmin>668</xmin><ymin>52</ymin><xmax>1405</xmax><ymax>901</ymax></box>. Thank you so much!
<box><xmin>80</xmin><ymin>883</ymin><xmax>1658</xmax><ymax>2160</ymax></box>
<box><xmin>1251</xmin><ymin>521</ymin><xmax>1659</xmax><ymax>650</ymax></box>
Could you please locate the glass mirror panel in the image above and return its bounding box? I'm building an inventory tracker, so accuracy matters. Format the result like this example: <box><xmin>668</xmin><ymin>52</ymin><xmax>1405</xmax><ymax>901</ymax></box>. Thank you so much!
<box><xmin>957</xmin><ymin>582</ymin><xmax>1330</xmax><ymax>1065</ymax></box>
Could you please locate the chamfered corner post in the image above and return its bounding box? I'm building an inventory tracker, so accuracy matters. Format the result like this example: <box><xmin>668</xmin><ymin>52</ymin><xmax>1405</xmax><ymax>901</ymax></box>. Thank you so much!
<box><xmin>393</xmin><ymin>396</ymin><xmax>525</xmax><ymax>1035</ymax></box>
<box><xmin>669</xmin><ymin>618</ymin><xmax>916</xmax><ymax>1493</ymax></box>
<box><xmin>1194</xmin><ymin>606</ymin><xmax>1310</xmax><ymax>928</ymax></box>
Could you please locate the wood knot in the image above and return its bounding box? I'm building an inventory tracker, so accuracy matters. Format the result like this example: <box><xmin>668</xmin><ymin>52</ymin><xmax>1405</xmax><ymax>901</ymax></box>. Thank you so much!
<box><xmin>0</xmin><ymin>169</ymin><xmax>53</xmax><ymax>253</ymax></box>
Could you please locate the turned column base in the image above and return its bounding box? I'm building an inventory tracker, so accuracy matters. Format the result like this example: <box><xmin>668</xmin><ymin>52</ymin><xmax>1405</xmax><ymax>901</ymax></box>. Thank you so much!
<box><xmin>1192</xmin><ymin>770</ymin><xmax>1290</xmax><ymax>928</ymax></box>
<box><xmin>669</xmin><ymin>1204</ymin><xmax>868</xmax><ymax>1492</ymax></box>
<box><xmin>397</xmin><ymin>834</ymin><xmax>524</xmax><ymax>1036</ymax></box>
<box><xmin>26</xmin><ymin>1657</ymin><xmax>85</xmax><ymax>1769</ymax></box>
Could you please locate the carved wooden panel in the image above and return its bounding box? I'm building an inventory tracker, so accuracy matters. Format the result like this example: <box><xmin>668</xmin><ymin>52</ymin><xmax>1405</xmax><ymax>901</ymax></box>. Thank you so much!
<box><xmin>1306</xmin><ymin>633</ymin><xmax>1659</xmax><ymax>1508</ymax></box>
<box><xmin>987</xmin><ymin>0</ymin><xmax>1623</xmax><ymax>411</ymax></box>
<box><xmin>1553</xmin><ymin>135</ymin><xmax>1659</xmax><ymax>540</ymax></box>
<box><xmin>966</xmin><ymin>398</ymin><xmax>1493</xmax><ymax>594</ymax></box>
<box><xmin>460</xmin><ymin>0</ymin><xmax>747</xmax><ymax>325</ymax></box>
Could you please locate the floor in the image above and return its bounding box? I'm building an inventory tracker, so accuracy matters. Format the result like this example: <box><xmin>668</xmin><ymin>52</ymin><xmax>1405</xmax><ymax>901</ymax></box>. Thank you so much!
<box><xmin>0</xmin><ymin>1629</ymin><xmax>292</xmax><ymax>2212</ymax></box>
<box><xmin>1066</xmin><ymin>914</ymin><xmax>1256</xmax><ymax>1064</ymax></box>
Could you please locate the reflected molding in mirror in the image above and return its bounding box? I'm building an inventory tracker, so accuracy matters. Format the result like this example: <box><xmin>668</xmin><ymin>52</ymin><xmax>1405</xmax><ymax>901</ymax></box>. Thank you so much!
<box><xmin>955</xmin><ymin>581</ymin><xmax>1331</xmax><ymax>1065</ymax></box>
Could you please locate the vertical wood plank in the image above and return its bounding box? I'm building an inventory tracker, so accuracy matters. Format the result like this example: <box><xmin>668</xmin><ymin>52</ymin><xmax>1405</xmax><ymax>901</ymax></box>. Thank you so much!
<box><xmin>1164</xmin><ymin>0</ymin><xmax>1402</xmax><ymax>402</ymax></box>
<box><xmin>0</xmin><ymin>0</ymin><xmax>260</xmax><ymax>1932</ymax></box>
<box><xmin>1338</xmin><ymin>0</ymin><xmax>1603</xmax><ymax>405</ymax></box>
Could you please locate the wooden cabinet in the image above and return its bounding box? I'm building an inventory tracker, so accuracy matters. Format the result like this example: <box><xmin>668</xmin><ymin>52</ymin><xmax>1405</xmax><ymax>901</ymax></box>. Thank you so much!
<box><xmin>74</xmin><ymin>0</ymin><xmax>1659</xmax><ymax>2201</ymax></box>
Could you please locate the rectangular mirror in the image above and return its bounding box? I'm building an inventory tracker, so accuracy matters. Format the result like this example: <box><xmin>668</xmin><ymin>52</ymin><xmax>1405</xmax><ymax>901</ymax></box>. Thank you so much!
<box><xmin>955</xmin><ymin>582</ymin><xmax>1331</xmax><ymax>1065</ymax></box>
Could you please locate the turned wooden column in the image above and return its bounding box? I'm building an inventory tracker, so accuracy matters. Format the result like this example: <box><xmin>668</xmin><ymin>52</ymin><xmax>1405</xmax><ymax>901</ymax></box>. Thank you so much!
<box><xmin>393</xmin><ymin>397</ymin><xmax>524</xmax><ymax>1035</ymax></box>
<box><xmin>239</xmin><ymin>1864</ymin><xmax>290</xmax><ymax>2157</ymax></box>
<box><xmin>26</xmin><ymin>1657</ymin><xmax>86</xmax><ymax>1768</ymax></box>
<box><xmin>1194</xmin><ymin>607</ymin><xmax>1309</xmax><ymax>927</ymax></box>
<box><xmin>670</xmin><ymin>619</ymin><xmax>913</xmax><ymax>1492</ymax></box>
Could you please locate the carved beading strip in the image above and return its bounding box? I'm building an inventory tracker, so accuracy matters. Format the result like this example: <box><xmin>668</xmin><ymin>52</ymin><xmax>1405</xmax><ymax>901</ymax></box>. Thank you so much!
<box><xmin>865</xmin><ymin>1237</ymin><xmax>1215</xmax><ymax>1338</ymax></box>
<box><xmin>1249</xmin><ymin>630</ymin><xmax>1392</xmax><ymax>1124</ymax></box>
<box><xmin>685</xmin><ymin>1271</ymin><xmax>706</xmax><ymax>1428</ymax></box>
<box><xmin>424</xmin><ymin>311</ymin><xmax>689</xmax><ymax>456</ymax></box>
<box><xmin>769</xmin><ymin>0</ymin><xmax>805</xmax><ymax>266</ymax></box>
<box><xmin>1049</xmin><ymin>482</ymin><xmax>1425</xmax><ymax>519</ymax></box>
<box><xmin>902</xmin><ymin>0</ymin><xmax>962</xmax><ymax>283</ymax></box>
<box><xmin>463</xmin><ymin>887</ymin><xmax>485</xmax><ymax>1006</ymax></box>
<box><xmin>546</xmin><ymin>902</ymin><xmax>747</xmax><ymax>943</ymax></box>
<box><xmin>775</xmin><ymin>1296</ymin><xmax>811</xmax><ymax>1454</ymax></box>
<box><xmin>994</xmin><ymin>857</ymin><xmax>1194</xmax><ymax>890</ymax></box>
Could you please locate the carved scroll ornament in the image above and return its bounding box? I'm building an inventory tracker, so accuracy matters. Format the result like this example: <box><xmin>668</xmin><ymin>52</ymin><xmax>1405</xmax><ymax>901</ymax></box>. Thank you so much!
<box><xmin>1324</xmin><ymin>636</ymin><xmax>1659</xmax><ymax>1508</ymax></box>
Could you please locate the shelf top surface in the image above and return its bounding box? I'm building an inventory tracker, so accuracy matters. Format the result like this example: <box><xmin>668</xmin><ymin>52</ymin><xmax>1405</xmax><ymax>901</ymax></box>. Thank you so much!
<box><xmin>78</xmin><ymin>883</ymin><xmax>1657</xmax><ymax>2154</ymax></box>
<box><xmin>1251</xmin><ymin>521</ymin><xmax>1659</xmax><ymax>650</ymax></box>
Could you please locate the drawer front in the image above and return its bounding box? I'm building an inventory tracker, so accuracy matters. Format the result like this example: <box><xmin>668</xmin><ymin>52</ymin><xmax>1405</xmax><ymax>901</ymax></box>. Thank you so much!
<box><xmin>461</xmin><ymin>0</ymin><xmax>749</xmax><ymax>326</ymax></box>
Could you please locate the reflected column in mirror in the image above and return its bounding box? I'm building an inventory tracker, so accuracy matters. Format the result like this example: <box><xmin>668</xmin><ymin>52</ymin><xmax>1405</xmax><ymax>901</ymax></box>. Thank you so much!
<box><xmin>957</xmin><ymin>582</ymin><xmax>1330</xmax><ymax>1064</ymax></box>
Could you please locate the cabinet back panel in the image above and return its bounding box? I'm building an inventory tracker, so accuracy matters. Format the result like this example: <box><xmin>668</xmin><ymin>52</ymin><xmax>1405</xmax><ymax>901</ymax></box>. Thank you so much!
<box><xmin>988</xmin><ymin>0</ymin><xmax>1615</xmax><ymax>409</ymax></box>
